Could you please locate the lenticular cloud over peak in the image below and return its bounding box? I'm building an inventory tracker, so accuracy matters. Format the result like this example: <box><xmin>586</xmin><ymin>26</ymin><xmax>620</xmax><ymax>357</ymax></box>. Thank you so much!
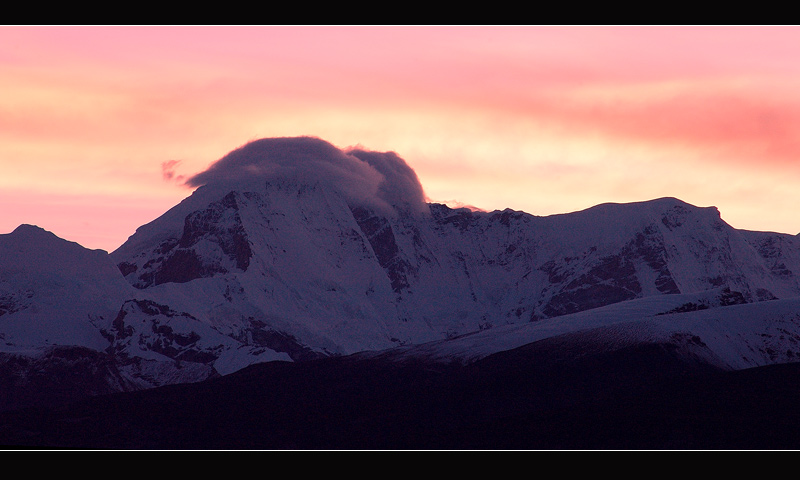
<box><xmin>185</xmin><ymin>136</ymin><xmax>427</xmax><ymax>216</ymax></box>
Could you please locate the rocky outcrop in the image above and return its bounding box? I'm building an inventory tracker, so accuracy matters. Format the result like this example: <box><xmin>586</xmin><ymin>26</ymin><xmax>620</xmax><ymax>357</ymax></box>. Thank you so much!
<box><xmin>118</xmin><ymin>191</ymin><xmax>252</xmax><ymax>289</ymax></box>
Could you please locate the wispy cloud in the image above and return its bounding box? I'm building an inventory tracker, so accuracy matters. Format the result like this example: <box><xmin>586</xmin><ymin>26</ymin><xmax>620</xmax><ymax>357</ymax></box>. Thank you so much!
<box><xmin>161</xmin><ymin>159</ymin><xmax>185</xmax><ymax>183</ymax></box>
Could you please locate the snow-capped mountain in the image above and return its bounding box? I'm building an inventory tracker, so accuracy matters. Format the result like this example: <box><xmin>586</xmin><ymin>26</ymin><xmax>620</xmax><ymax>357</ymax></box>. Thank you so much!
<box><xmin>109</xmin><ymin>138</ymin><xmax>800</xmax><ymax>358</ymax></box>
<box><xmin>3</xmin><ymin>135</ymin><xmax>800</xmax><ymax>414</ymax></box>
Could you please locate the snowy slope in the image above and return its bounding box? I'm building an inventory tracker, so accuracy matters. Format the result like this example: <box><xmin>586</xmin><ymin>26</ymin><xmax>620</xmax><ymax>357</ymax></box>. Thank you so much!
<box><xmin>370</xmin><ymin>288</ymin><xmax>800</xmax><ymax>371</ymax></box>
<box><xmin>0</xmin><ymin>224</ymin><xmax>130</xmax><ymax>351</ymax></box>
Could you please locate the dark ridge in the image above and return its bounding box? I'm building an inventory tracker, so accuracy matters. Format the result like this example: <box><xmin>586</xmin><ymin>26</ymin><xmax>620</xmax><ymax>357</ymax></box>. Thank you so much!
<box><xmin>2</xmin><ymin>337</ymin><xmax>800</xmax><ymax>450</ymax></box>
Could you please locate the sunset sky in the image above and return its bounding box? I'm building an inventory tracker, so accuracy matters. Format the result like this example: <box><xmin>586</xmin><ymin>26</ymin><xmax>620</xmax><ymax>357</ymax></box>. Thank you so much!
<box><xmin>2</xmin><ymin>25</ymin><xmax>800</xmax><ymax>251</ymax></box>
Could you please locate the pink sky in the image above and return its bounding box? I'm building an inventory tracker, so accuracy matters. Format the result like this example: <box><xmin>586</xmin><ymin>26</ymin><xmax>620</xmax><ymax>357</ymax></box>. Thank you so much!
<box><xmin>2</xmin><ymin>26</ymin><xmax>800</xmax><ymax>251</ymax></box>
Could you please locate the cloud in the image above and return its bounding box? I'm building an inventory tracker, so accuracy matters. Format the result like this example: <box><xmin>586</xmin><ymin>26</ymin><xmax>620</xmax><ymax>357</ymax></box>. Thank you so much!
<box><xmin>161</xmin><ymin>160</ymin><xmax>184</xmax><ymax>182</ymax></box>
<box><xmin>344</xmin><ymin>147</ymin><xmax>427</xmax><ymax>214</ymax></box>
<box><xmin>185</xmin><ymin>136</ymin><xmax>427</xmax><ymax>217</ymax></box>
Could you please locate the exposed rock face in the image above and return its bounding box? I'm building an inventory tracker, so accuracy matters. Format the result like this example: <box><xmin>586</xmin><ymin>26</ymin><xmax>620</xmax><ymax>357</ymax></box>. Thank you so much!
<box><xmin>0</xmin><ymin>290</ymin><xmax>33</xmax><ymax>318</ymax></box>
<box><xmin>106</xmin><ymin>299</ymin><xmax>216</xmax><ymax>364</ymax></box>
<box><xmin>118</xmin><ymin>192</ymin><xmax>252</xmax><ymax>288</ymax></box>
<box><xmin>350</xmin><ymin>206</ymin><xmax>412</xmax><ymax>295</ymax></box>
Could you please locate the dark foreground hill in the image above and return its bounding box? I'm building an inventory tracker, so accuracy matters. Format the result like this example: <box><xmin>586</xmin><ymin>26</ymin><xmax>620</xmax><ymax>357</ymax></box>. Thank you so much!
<box><xmin>3</xmin><ymin>334</ymin><xmax>800</xmax><ymax>450</ymax></box>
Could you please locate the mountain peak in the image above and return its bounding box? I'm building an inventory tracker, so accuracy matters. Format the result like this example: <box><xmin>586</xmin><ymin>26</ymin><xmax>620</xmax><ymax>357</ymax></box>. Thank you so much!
<box><xmin>585</xmin><ymin>196</ymin><xmax>716</xmax><ymax>214</ymax></box>
<box><xmin>1</xmin><ymin>224</ymin><xmax>116</xmax><ymax>278</ymax></box>
<box><xmin>561</xmin><ymin>196</ymin><xmax>724</xmax><ymax>235</ymax></box>
<box><xmin>11</xmin><ymin>223</ymin><xmax>58</xmax><ymax>238</ymax></box>
<box><xmin>4</xmin><ymin>224</ymin><xmax>85</xmax><ymax>252</ymax></box>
